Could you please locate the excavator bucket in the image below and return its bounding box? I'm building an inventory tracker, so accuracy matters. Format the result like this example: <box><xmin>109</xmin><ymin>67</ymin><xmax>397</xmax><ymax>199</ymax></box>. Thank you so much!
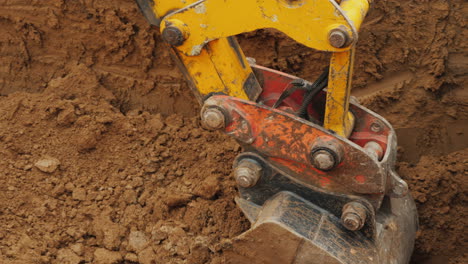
<box><xmin>226</xmin><ymin>192</ymin><xmax>417</xmax><ymax>264</ymax></box>
<box><xmin>202</xmin><ymin>66</ymin><xmax>419</xmax><ymax>264</ymax></box>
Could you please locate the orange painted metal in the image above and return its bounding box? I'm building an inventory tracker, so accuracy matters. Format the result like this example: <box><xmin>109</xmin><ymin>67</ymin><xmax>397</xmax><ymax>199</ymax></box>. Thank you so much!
<box><xmin>204</xmin><ymin>66</ymin><xmax>393</xmax><ymax>208</ymax></box>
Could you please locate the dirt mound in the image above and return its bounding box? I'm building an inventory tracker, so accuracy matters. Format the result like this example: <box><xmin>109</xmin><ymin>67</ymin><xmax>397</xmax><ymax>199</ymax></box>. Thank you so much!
<box><xmin>0</xmin><ymin>65</ymin><xmax>248</xmax><ymax>264</ymax></box>
<box><xmin>401</xmin><ymin>151</ymin><xmax>467</xmax><ymax>264</ymax></box>
<box><xmin>0</xmin><ymin>0</ymin><xmax>467</xmax><ymax>263</ymax></box>
<box><xmin>0</xmin><ymin>0</ymin><xmax>197</xmax><ymax>116</ymax></box>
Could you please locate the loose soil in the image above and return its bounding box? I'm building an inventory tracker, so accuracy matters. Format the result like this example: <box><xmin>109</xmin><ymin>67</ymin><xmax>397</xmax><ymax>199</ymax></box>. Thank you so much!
<box><xmin>0</xmin><ymin>0</ymin><xmax>466</xmax><ymax>264</ymax></box>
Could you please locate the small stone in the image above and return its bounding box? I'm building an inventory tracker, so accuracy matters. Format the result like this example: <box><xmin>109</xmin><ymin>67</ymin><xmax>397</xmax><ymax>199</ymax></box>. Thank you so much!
<box><xmin>34</xmin><ymin>157</ymin><xmax>60</xmax><ymax>173</ymax></box>
<box><xmin>128</xmin><ymin>230</ymin><xmax>149</xmax><ymax>252</ymax></box>
<box><xmin>93</xmin><ymin>248</ymin><xmax>122</xmax><ymax>264</ymax></box>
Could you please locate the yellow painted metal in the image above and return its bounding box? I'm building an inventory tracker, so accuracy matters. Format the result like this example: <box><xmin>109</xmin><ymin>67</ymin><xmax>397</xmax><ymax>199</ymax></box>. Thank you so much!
<box><xmin>207</xmin><ymin>38</ymin><xmax>257</xmax><ymax>99</ymax></box>
<box><xmin>324</xmin><ymin>49</ymin><xmax>356</xmax><ymax>137</ymax></box>
<box><xmin>143</xmin><ymin>1</ymin><xmax>261</xmax><ymax>102</ymax></box>
<box><xmin>170</xmin><ymin>37</ymin><xmax>259</xmax><ymax>101</ymax></box>
<box><xmin>160</xmin><ymin>0</ymin><xmax>357</xmax><ymax>56</ymax></box>
<box><xmin>340</xmin><ymin>0</ymin><xmax>371</xmax><ymax>31</ymax></box>
<box><xmin>164</xmin><ymin>19</ymin><xmax>190</xmax><ymax>40</ymax></box>
<box><xmin>323</xmin><ymin>0</ymin><xmax>370</xmax><ymax>137</ymax></box>
<box><xmin>152</xmin><ymin>0</ymin><xmax>200</xmax><ymax>20</ymax></box>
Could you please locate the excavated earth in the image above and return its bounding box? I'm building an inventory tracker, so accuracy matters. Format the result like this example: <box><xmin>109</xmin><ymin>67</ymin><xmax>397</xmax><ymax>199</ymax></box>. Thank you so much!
<box><xmin>0</xmin><ymin>0</ymin><xmax>466</xmax><ymax>263</ymax></box>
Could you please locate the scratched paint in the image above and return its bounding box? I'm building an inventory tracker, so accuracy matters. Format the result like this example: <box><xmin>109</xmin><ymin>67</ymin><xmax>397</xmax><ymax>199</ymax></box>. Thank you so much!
<box><xmin>194</xmin><ymin>3</ymin><xmax>206</xmax><ymax>14</ymax></box>
<box><xmin>190</xmin><ymin>44</ymin><xmax>204</xmax><ymax>56</ymax></box>
<box><xmin>212</xmin><ymin>95</ymin><xmax>387</xmax><ymax>200</ymax></box>
<box><xmin>270</xmin><ymin>14</ymin><xmax>278</xmax><ymax>22</ymax></box>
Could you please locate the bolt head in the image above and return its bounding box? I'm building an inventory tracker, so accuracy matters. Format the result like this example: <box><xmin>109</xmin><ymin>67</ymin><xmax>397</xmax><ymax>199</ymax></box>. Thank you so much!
<box><xmin>341</xmin><ymin>202</ymin><xmax>367</xmax><ymax>231</ymax></box>
<box><xmin>342</xmin><ymin>213</ymin><xmax>363</xmax><ymax>231</ymax></box>
<box><xmin>235</xmin><ymin>172</ymin><xmax>254</xmax><ymax>188</ymax></box>
<box><xmin>162</xmin><ymin>26</ymin><xmax>185</xmax><ymax>46</ymax></box>
<box><xmin>370</xmin><ymin>121</ymin><xmax>383</xmax><ymax>133</ymax></box>
<box><xmin>329</xmin><ymin>29</ymin><xmax>349</xmax><ymax>48</ymax></box>
<box><xmin>311</xmin><ymin>150</ymin><xmax>336</xmax><ymax>171</ymax></box>
<box><xmin>234</xmin><ymin>160</ymin><xmax>262</xmax><ymax>188</ymax></box>
<box><xmin>201</xmin><ymin>108</ymin><xmax>225</xmax><ymax>130</ymax></box>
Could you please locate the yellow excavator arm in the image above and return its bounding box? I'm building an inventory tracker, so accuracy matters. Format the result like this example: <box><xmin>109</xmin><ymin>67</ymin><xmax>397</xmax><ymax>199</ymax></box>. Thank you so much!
<box><xmin>136</xmin><ymin>0</ymin><xmax>371</xmax><ymax>137</ymax></box>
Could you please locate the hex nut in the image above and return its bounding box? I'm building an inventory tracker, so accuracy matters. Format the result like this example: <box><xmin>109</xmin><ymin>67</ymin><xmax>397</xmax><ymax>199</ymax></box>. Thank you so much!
<box><xmin>234</xmin><ymin>159</ymin><xmax>262</xmax><ymax>188</ymax></box>
<box><xmin>364</xmin><ymin>141</ymin><xmax>384</xmax><ymax>160</ymax></box>
<box><xmin>328</xmin><ymin>28</ymin><xmax>350</xmax><ymax>48</ymax></box>
<box><xmin>341</xmin><ymin>202</ymin><xmax>367</xmax><ymax>231</ymax></box>
<box><xmin>342</xmin><ymin>213</ymin><xmax>362</xmax><ymax>231</ymax></box>
<box><xmin>201</xmin><ymin>108</ymin><xmax>226</xmax><ymax>130</ymax></box>
<box><xmin>311</xmin><ymin>150</ymin><xmax>336</xmax><ymax>171</ymax></box>
<box><xmin>162</xmin><ymin>26</ymin><xmax>186</xmax><ymax>46</ymax></box>
<box><xmin>310</xmin><ymin>137</ymin><xmax>344</xmax><ymax>171</ymax></box>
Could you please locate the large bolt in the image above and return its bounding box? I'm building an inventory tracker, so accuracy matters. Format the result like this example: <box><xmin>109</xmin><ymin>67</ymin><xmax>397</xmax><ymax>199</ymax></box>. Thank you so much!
<box><xmin>234</xmin><ymin>159</ymin><xmax>262</xmax><ymax>188</ymax></box>
<box><xmin>162</xmin><ymin>26</ymin><xmax>186</xmax><ymax>46</ymax></box>
<box><xmin>310</xmin><ymin>137</ymin><xmax>344</xmax><ymax>171</ymax></box>
<box><xmin>341</xmin><ymin>202</ymin><xmax>367</xmax><ymax>231</ymax></box>
<box><xmin>311</xmin><ymin>150</ymin><xmax>336</xmax><ymax>171</ymax></box>
<box><xmin>328</xmin><ymin>28</ymin><xmax>350</xmax><ymax>48</ymax></box>
<box><xmin>201</xmin><ymin>108</ymin><xmax>226</xmax><ymax>130</ymax></box>
<box><xmin>364</xmin><ymin>141</ymin><xmax>384</xmax><ymax>160</ymax></box>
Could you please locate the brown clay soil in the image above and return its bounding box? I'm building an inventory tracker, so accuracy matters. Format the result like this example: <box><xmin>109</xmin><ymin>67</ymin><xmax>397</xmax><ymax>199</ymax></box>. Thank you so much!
<box><xmin>0</xmin><ymin>0</ymin><xmax>467</xmax><ymax>264</ymax></box>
